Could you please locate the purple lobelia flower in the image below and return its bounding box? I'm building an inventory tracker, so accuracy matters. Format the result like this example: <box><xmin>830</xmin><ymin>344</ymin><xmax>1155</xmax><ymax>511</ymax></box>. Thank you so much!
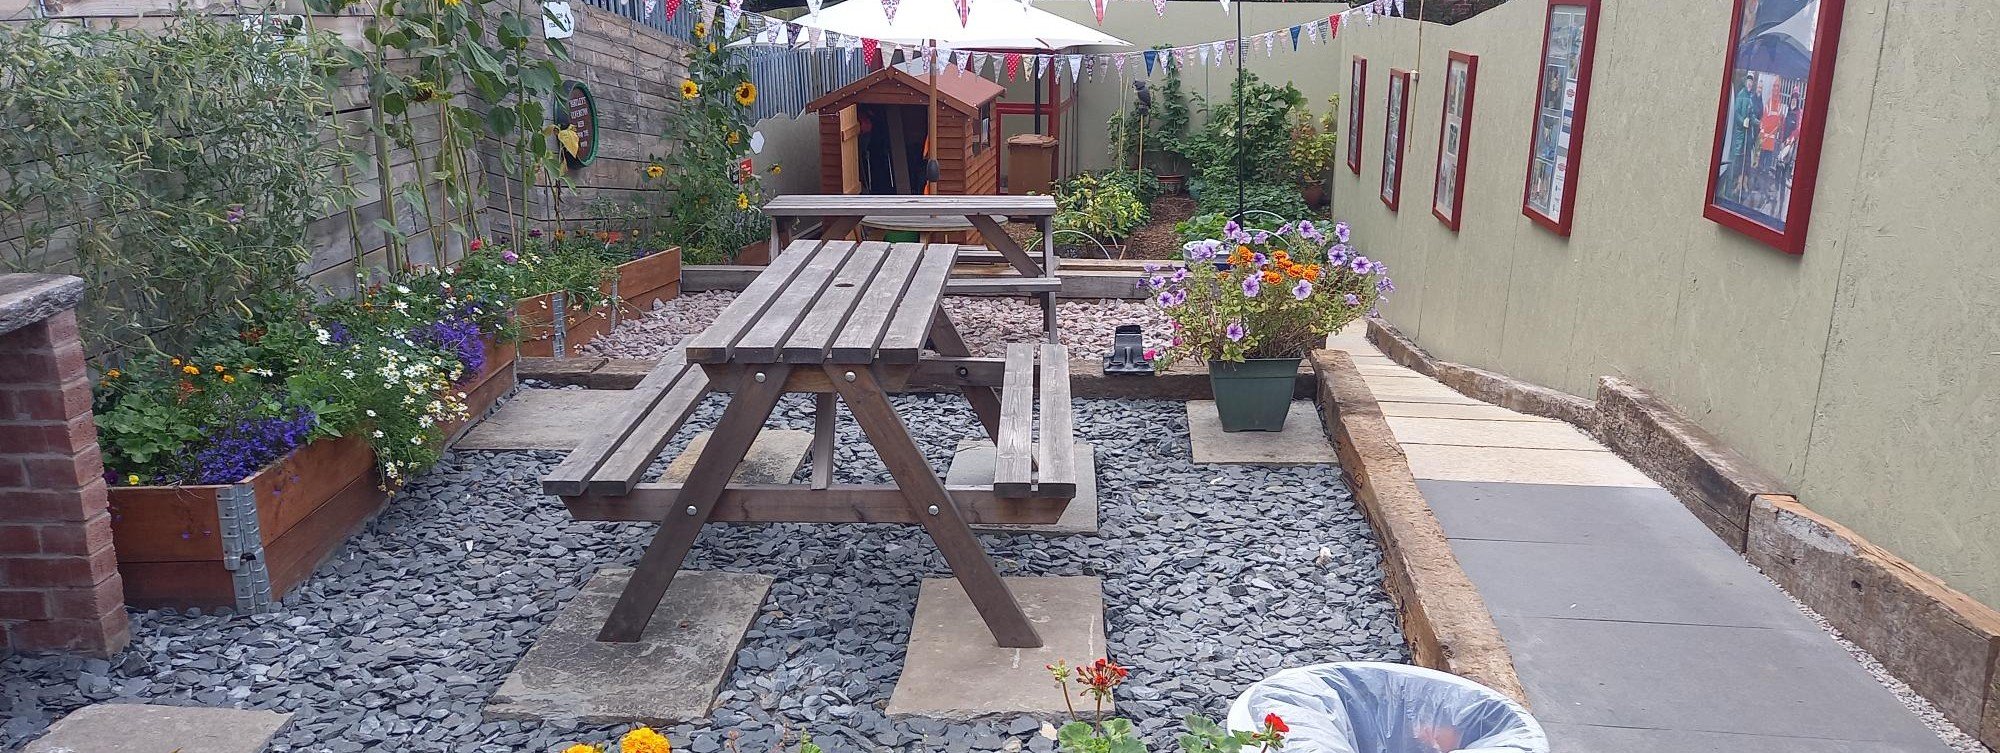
<box><xmin>325</xmin><ymin>321</ymin><xmax>351</xmax><ymax>345</ymax></box>
<box><xmin>1292</xmin><ymin>279</ymin><xmax>1313</xmax><ymax>300</ymax></box>
<box><xmin>412</xmin><ymin>309</ymin><xmax>488</xmax><ymax>382</ymax></box>
<box><xmin>1241</xmin><ymin>274</ymin><xmax>1262</xmax><ymax>297</ymax></box>
<box><xmin>1226</xmin><ymin>321</ymin><xmax>1247</xmax><ymax>342</ymax></box>
<box><xmin>193</xmin><ymin>406</ymin><xmax>316</xmax><ymax>484</ymax></box>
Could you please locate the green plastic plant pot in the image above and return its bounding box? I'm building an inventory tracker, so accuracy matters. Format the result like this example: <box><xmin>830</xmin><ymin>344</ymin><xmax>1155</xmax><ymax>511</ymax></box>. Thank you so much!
<box><xmin>1208</xmin><ymin>357</ymin><xmax>1302</xmax><ymax>432</ymax></box>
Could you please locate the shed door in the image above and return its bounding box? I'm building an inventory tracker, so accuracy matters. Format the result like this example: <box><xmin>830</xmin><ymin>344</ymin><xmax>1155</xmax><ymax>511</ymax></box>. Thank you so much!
<box><xmin>838</xmin><ymin>106</ymin><xmax>862</xmax><ymax>195</ymax></box>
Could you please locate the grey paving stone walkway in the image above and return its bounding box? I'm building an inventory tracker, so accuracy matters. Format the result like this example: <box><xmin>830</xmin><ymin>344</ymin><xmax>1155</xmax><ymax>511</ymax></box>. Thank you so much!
<box><xmin>1325</xmin><ymin>325</ymin><xmax>1956</xmax><ymax>753</ymax></box>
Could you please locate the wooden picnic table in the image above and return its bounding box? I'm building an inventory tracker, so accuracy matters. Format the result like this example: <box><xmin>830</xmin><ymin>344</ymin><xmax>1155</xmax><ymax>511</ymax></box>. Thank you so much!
<box><xmin>542</xmin><ymin>238</ymin><xmax>1079</xmax><ymax>647</ymax></box>
<box><xmin>763</xmin><ymin>195</ymin><xmax>1061</xmax><ymax>342</ymax></box>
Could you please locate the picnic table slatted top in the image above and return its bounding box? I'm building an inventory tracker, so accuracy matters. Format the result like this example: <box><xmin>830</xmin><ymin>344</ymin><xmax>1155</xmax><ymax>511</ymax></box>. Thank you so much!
<box><xmin>762</xmin><ymin>195</ymin><xmax>1056</xmax><ymax>217</ymax></box>
<box><xmin>683</xmin><ymin>239</ymin><xmax>957</xmax><ymax>366</ymax></box>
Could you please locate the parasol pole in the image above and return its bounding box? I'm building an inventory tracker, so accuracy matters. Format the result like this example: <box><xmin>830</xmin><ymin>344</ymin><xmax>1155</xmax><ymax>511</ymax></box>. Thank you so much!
<box><xmin>928</xmin><ymin>38</ymin><xmax>940</xmax><ymax>194</ymax></box>
<box><xmin>1234</xmin><ymin>1</ymin><xmax>1245</xmax><ymax>221</ymax></box>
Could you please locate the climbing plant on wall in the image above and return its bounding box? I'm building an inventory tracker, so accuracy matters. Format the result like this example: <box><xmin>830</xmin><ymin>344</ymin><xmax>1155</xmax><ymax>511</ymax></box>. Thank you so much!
<box><xmin>0</xmin><ymin>14</ymin><xmax>353</xmax><ymax>358</ymax></box>
<box><xmin>642</xmin><ymin>20</ymin><xmax>771</xmax><ymax>265</ymax></box>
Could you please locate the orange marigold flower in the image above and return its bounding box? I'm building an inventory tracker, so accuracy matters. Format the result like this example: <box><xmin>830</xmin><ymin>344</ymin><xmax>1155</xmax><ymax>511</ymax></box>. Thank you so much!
<box><xmin>181</xmin><ymin>365</ymin><xmax>200</xmax><ymax>376</ymax></box>
<box><xmin>619</xmin><ymin>726</ymin><xmax>672</xmax><ymax>753</ymax></box>
<box><xmin>1304</xmin><ymin>264</ymin><xmax>1323</xmax><ymax>281</ymax></box>
<box><xmin>1261</xmin><ymin>270</ymin><xmax>1281</xmax><ymax>285</ymax></box>
<box><xmin>1271</xmin><ymin>250</ymin><xmax>1290</xmax><ymax>263</ymax></box>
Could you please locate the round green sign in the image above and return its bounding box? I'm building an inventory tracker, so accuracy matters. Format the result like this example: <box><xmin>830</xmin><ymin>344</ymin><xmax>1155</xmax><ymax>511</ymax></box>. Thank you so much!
<box><xmin>557</xmin><ymin>80</ymin><xmax>598</xmax><ymax>168</ymax></box>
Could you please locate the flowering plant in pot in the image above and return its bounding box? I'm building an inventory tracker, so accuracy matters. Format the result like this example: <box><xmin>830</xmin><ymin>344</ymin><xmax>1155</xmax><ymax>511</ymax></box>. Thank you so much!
<box><xmin>1047</xmin><ymin>658</ymin><xmax>1290</xmax><ymax>753</ymax></box>
<box><xmin>1148</xmin><ymin>219</ymin><xmax>1391</xmax><ymax>431</ymax></box>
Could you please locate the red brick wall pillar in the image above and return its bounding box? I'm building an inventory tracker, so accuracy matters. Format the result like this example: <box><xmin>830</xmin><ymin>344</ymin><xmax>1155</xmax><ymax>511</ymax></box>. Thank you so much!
<box><xmin>0</xmin><ymin>274</ymin><xmax>128</xmax><ymax>656</ymax></box>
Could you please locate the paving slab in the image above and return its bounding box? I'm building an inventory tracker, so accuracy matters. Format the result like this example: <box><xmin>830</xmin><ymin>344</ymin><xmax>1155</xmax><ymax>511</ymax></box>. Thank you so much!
<box><xmin>886</xmin><ymin>576</ymin><xmax>1107</xmax><ymax>721</ymax></box>
<box><xmin>23</xmin><ymin>703</ymin><xmax>291</xmax><ymax>753</ymax></box>
<box><xmin>1419</xmin><ymin>479</ymin><xmax>1720</xmax><ymax>548</ymax></box>
<box><xmin>1362</xmin><ymin>379</ymin><xmax>1486</xmax><ymax>405</ymax></box>
<box><xmin>1494</xmin><ymin>615</ymin><xmax>1949</xmax><ymax>748</ymax></box>
<box><xmin>1385</xmin><ymin>415</ymin><xmax>1602</xmax><ymax>450</ymax></box>
<box><xmin>946</xmin><ymin>441</ymin><xmax>1099</xmax><ymax>535</ymax></box>
<box><xmin>1541</xmin><ymin>722</ymin><xmax>1952</xmax><ymax>753</ymax></box>
<box><xmin>1401</xmin><ymin>444</ymin><xmax>1658</xmax><ymax>487</ymax></box>
<box><xmin>1375</xmin><ymin>400</ymin><xmax>1557</xmax><ymax>422</ymax></box>
<box><xmin>1449</xmin><ymin>538</ymin><xmax>1814</xmax><ymax>629</ymax></box>
<box><xmin>1185</xmin><ymin>401</ymin><xmax>1337</xmax><ymax>465</ymax></box>
<box><xmin>487</xmin><ymin>568</ymin><xmax>771</xmax><ymax>725</ymax></box>
<box><xmin>455</xmin><ymin>389</ymin><xmax>633</xmax><ymax>450</ymax></box>
<box><xmin>661</xmin><ymin>429</ymin><xmax>812</xmax><ymax>484</ymax></box>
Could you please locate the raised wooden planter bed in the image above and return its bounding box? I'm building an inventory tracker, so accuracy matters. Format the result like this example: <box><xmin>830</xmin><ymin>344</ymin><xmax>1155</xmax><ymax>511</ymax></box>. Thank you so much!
<box><xmin>516</xmin><ymin>248</ymin><xmax>682</xmax><ymax>358</ymax></box>
<box><xmin>107</xmin><ymin>336</ymin><xmax>517</xmax><ymax>611</ymax></box>
<box><xmin>108</xmin><ymin>433</ymin><xmax>385</xmax><ymax>611</ymax></box>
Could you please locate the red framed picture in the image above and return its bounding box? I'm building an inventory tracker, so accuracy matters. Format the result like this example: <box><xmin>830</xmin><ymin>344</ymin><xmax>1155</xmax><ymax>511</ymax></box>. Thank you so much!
<box><xmin>1432</xmin><ymin>52</ymin><xmax>1478</xmax><ymax>230</ymax></box>
<box><xmin>1522</xmin><ymin>0</ymin><xmax>1601</xmax><ymax>236</ymax></box>
<box><xmin>1380</xmin><ymin>68</ymin><xmax>1412</xmax><ymax>211</ymax></box>
<box><xmin>1346</xmin><ymin>56</ymin><xmax>1367</xmax><ymax>175</ymax></box>
<box><xmin>1703</xmin><ymin>0</ymin><xmax>1846</xmax><ymax>254</ymax></box>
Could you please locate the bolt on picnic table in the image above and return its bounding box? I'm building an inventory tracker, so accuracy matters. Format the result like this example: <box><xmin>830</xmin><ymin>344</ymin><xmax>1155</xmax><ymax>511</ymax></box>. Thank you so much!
<box><xmin>762</xmin><ymin>195</ymin><xmax>1063</xmax><ymax>343</ymax></box>
<box><xmin>541</xmin><ymin>237</ymin><xmax>1079</xmax><ymax>646</ymax></box>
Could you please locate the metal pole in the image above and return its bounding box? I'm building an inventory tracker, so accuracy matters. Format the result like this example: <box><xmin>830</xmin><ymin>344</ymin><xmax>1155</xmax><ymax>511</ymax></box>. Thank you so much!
<box><xmin>1234</xmin><ymin>5</ymin><xmax>1245</xmax><ymax>221</ymax></box>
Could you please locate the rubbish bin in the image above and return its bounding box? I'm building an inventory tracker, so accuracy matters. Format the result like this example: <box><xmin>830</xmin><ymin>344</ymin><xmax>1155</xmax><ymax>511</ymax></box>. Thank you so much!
<box><xmin>1227</xmin><ymin>663</ymin><xmax>1547</xmax><ymax>753</ymax></box>
<box><xmin>1007</xmin><ymin>134</ymin><xmax>1058</xmax><ymax>194</ymax></box>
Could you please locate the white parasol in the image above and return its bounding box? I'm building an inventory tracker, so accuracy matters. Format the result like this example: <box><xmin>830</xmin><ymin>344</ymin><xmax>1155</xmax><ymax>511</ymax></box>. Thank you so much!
<box><xmin>793</xmin><ymin>0</ymin><xmax>1129</xmax><ymax>51</ymax></box>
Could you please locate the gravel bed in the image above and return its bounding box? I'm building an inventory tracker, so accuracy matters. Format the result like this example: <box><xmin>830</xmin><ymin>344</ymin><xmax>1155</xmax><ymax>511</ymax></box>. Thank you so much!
<box><xmin>0</xmin><ymin>394</ymin><xmax>1402</xmax><ymax>752</ymax></box>
<box><xmin>584</xmin><ymin>293</ymin><xmax>1175</xmax><ymax>364</ymax></box>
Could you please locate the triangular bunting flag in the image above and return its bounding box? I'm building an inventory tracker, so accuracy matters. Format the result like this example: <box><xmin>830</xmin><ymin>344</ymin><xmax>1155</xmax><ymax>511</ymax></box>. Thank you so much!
<box><xmin>1005</xmin><ymin>52</ymin><xmax>1022</xmax><ymax>81</ymax></box>
<box><xmin>1114</xmin><ymin>54</ymin><xmax>1126</xmax><ymax>78</ymax></box>
<box><xmin>1142</xmin><ymin>49</ymin><xmax>1157</xmax><ymax>76</ymax></box>
<box><xmin>699</xmin><ymin>0</ymin><xmax>715</xmax><ymax>26</ymax></box>
<box><xmin>1329</xmin><ymin>14</ymin><xmax>1341</xmax><ymax>38</ymax></box>
<box><xmin>955</xmin><ymin>0</ymin><xmax>971</xmax><ymax>26</ymax></box>
<box><xmin>1089</xmin><ymin>0</ymin><xmax>1104</xmax><ymax>23</ymax></box>
<box><xmin>1218</xmin><ymin>0</ymin><xmax>1229</xmax><ymax>14</ymax></box>
<box><xmin>804</xmin><ymin>0</ymin><xmax>820</xmax><ymax>17</ymax></box>
<box><xmin>1289</xmin><ymin>25</ymin><xmax>1302</xmax><ymax>49</ymax></box>
<box><xmin>862</xmin><ymin>37</ymin><xmax>880</xmax><ymax>67</ymax></box>
<box><xmin>642</xmin><ymin>0</ymin><xmax>656</xmax><ymax>19</ymax></box>
<box><xmin>881</xmin><ymin>0</ymin><xmax>900</xmax><ymax>23</ymax></box>
<box><xmin>1067</xmin><ymin>54</ymin><xmax>1081</xmax><ymax>84</ymax></box>
<box><xmin>1198</xmin><ymin>43</ymin><xmax>1210</xmax><ymax>67</ymax></box>
<box><xmin>1152</xmin><ymin>0</ymin><xmax>1165</xmax><ymax>15</ymax></box>
<box><xmin>723</xmin><ymin>0</ymin><xmax>741</xmax><ymax>37</ymax></box>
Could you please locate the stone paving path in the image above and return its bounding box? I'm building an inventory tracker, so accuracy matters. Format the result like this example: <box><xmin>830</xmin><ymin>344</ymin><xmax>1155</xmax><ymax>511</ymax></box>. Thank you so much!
<box><xmin>1324</xmin><ymin>325</ymin><xmax>1959</xmax><ymax>753</ymax></box>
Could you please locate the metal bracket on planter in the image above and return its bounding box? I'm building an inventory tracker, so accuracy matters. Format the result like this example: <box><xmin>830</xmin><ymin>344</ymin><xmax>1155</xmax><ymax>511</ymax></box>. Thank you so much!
<box><xmin>550</xmin><ymin>290</ymin><xmax>568</xmax><ymax>360</ymax></box>
<box><xmin>607</xmin><ymin>276</ymin><xmax>621</xmax><ymax>331</ymax></box>
<box><xmin>216</xmin><ymin>483</ymin><xmax>275</xmax><ymax>613</ymax></box>
<box><xmin>1103</xmin><ymin>324</ymin><xmax>1155</xmax><ymax>375</ymax></box>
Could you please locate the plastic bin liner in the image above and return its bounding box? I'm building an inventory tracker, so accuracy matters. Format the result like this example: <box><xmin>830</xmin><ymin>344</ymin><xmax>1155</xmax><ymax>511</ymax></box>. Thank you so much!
<box><xmin>1226</xmin><ymin>662</ymin><xmax>1547</xmax><ymax>753</ymax></box>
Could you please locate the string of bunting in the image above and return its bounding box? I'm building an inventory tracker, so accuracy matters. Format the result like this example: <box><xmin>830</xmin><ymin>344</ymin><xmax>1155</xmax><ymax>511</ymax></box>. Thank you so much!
<box><xmin>642</xmin><ymin>0</ymin><xmax>1410</xmax><ymax>86</ymax></box>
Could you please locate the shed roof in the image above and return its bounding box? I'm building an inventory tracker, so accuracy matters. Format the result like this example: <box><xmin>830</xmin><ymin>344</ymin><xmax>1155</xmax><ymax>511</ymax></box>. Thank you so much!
<box><xmin>807</xmin><ymin>65</ymin><xmax>1004</xmax><ymax>117</ymax></box>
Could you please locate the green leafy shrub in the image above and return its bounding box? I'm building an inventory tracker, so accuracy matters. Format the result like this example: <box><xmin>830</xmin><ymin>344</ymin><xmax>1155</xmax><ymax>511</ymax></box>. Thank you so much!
<box><xmin>643</xmin><ymin>20</ymin><xmax>770</xmax><ymax>265</ymax></box>
<box><xmin>1290</xmin><ymin>95</ymin><xmax>1341</xmax><ymax>183</ymax></box>
<box><xmin>1194</xmin><ymin>181</ymin><xmax>1311</xmax><ymax>220</ymax></box>
<box><xmin>0</xmin><ymin>14</ymin><xmax>352</xmax><ymax>359</ymax></box>
<box><xmin>1054</xmin><ymin>173</ymin><xmax>1149</xmax><ymax>243</ymax></box>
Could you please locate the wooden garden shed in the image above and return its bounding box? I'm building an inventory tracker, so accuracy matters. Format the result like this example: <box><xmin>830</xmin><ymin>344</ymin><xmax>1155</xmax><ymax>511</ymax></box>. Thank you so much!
<box><xmin>809</xmin><ymin>62</ymin><xmax>1003</xmax><ymax>197</ymax></box>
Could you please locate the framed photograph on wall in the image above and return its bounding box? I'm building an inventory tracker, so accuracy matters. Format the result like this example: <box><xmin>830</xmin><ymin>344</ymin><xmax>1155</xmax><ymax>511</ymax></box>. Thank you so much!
<box><xmin>1347</xmin><ymin>56</ymin><xmax>1367</xmax><ymax>175</ymax></box>
<box><xmin>1522</xmin><ymin>0</ymin><xmax>1601</xmax><ymax>236</ymax></box>
<box><xmin>1381</xmin><ymin>68</ymin><xmax>1413</xmax><ymax>211</ymax></box>
<box><xmin>1432</xmin><ymin>52</ymin><xmax>1478</xmax><ymax>230</ymax></box>
<box><xmin>1703</xmin><ymin>0</ymin><xmax>1846</xmax><ymax>254</ymax></box>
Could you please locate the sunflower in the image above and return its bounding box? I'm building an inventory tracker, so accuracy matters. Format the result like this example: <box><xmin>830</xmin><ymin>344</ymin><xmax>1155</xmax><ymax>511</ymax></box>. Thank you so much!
<box><xmin>691</xmin><ymin>21</ymin><xmax>708</xmax><ymax>38</ymax></box>
<box><xmin>726</xmin><ymin>130</ymin><xmax>741</xmax><ymax>146</ymax></box>
<box><xmin>767</xmin><ymin>164</ymin><xmax>782</xmax><ymax>175</ymax></box>
<box><xmin>733</xmin><ymin>81</ymin><xmax>757</xmax><ymax>106</ymax></box>
<box><xmin>736</xmin><ymin>193</ymin><xmax>750</xmax><ymax>210</ymax></box>
<box><xmin>707</xmin><ymin>42</ymin><xmax>718</xmax><ymax>53</ymax></box>
<box><xmin>679</xmin><ymin>80</ymin><xmax>700</xmax><ymax>99</ymax></box>
<box><xmin>646</xmin><ymin>164</ymin><xmax>665</xmax><ymax>179</ymax></box>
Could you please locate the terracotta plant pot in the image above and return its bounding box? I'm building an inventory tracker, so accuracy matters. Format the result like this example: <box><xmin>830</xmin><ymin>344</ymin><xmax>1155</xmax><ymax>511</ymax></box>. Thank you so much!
<box><xmin>1209</xmin><ymin>357</ymin><xmax>1303</xmax><ymax>431</ymax></box>
<box><xmin>1157</xmin><ymin>174</ymin><xmax>1187</xmax><ymax>195</ymax></box>
<box><xmin>516</xmin><ymin>248</ymin><xmax>682</xmax><ymax>358</ymax></box>
<box><xmin>1301</xmin><ymin>180</ymin><xmax>1327</xmax><ymax>208</ymax></box>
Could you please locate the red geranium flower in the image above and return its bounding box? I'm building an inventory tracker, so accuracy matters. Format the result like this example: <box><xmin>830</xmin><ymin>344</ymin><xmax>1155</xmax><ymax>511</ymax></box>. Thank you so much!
<box><xmin>1263</xmin><ymin>713</ymin><xmax>1289</xmax><ymax>734</ymax></box>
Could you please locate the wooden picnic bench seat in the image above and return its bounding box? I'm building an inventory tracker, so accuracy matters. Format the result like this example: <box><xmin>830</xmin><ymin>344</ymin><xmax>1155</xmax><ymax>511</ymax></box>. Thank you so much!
<box><xmin>992</xmin><ymin>342</ymin><xmax>1077</xmax><ymax>499</ymax></box>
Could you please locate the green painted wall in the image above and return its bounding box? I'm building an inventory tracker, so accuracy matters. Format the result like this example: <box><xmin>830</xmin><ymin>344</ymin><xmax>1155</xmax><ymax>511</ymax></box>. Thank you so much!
<box><xmin>1330</xmin><ymin>1</ymin><xmax>2000</xmax><ymax>605</ymax></box>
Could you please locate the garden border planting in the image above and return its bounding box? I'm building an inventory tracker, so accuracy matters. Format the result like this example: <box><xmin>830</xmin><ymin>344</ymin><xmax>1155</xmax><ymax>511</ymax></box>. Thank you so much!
<box><xmin>1365</xmin><ymin>316</ymin><xmax>2000</xmax><ymax>749</ymax></box>
<box><xmin>1305</xmin><ymin>349</ymin><xmax>1528</xmax><ymax>704</ymax></box>
<box><xmin>106</xmin><ymin>336</ymin><xmax>518</xmax><ymax>612</ymax></box>
<box><xmin>516</xmin><ymin>249</ymin><xmax>684</xmax><ymax>358</ymax></box>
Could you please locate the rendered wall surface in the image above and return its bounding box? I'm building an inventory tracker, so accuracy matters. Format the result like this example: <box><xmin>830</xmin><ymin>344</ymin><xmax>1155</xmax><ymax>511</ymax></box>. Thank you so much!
<box><xmin>1329</xmin><ymin>0</ymin><xmax>2000</xmax><ymax>605</ymax></box>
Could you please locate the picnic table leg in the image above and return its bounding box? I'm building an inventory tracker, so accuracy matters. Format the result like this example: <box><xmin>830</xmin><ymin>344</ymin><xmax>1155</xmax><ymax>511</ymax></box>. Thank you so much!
<box><xmin>821</xmin><ymin>215</ymin><xmax>862</xmax><ymax>242</ymax></box>
<box><xmin>927</xmin><ymin>311</ymin><xmax>1001</xmax><ymax>442</ymax></box>
<box><xmin>595</xmin><ymin>365</ymin><xmax>793</xmax><ymax>643</ymax></box>
<box><xmin>1040</xmin><ymin>216</ymin><xmax>1059</xmax><ymax>344</ymax></box>
<box><xmin>811</xmin><ymin>392</ymin><xmax>837</xmax><ymax>489</ymax></box>
<box><xmin>828</xmin><ymin>365</ymin><xmax>1043</xmax><ymax>648</ymax></box>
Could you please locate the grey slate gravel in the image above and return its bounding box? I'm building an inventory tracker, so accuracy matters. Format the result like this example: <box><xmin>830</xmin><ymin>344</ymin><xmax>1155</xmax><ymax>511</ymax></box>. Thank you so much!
<box><xmin>0</xmin><ymin>395</ymin><xmax>1404</xmax><ymax>752</ymax></box>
